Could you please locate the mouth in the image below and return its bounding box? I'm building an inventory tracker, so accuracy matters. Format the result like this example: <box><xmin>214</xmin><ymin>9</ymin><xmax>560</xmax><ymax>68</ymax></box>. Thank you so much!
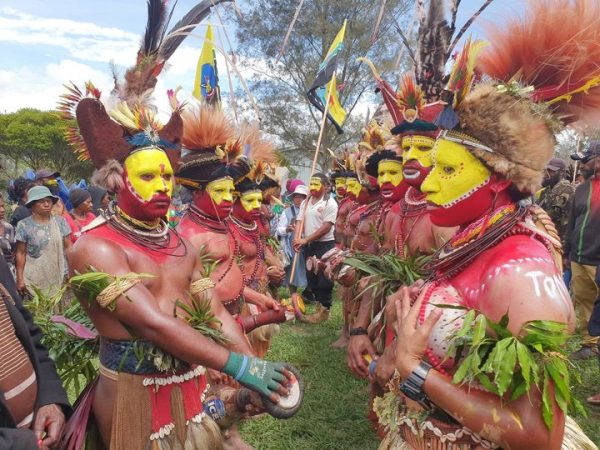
<box><xmin>402</xmin><ymin>161</ymin><xmax>428</xmax><ymax>180</ymax></box>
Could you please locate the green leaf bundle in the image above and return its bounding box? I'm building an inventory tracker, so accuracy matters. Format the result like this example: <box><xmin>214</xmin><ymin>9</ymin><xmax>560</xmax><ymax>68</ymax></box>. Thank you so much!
<box><xmin>443</xmin><ymin>308</ymin><xmax>585</xmax><ymax>429</ymax></box>
<box><xmin>174</xmin><ymin>295</ymin><xmax>227</xmax><ymax>344</ymax></box>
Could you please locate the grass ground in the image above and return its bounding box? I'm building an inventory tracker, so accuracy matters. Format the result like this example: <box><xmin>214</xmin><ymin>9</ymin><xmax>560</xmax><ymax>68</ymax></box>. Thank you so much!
<box><xmin>241</xmin><ymin>299</ymin><xmax>600</xmax><ymax>449</ymax></box>
<box><xmin>240</xmin><ymin>300</ymin><xmax>379</xmax><ymax>450</ymax></box>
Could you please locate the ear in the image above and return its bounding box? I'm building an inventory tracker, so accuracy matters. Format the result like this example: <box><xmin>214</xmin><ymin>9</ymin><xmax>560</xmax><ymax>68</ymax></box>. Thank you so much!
<box><xmin>490</xmin><ymin>178</ymin><xmax>512</xmax><ymax>193</ymax></box>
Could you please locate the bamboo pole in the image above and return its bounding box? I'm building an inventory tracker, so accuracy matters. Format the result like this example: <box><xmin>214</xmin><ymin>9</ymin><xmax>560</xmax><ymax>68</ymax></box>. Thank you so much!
<box><xmin>289</xmin><ymin>79</ymin><xmax>334</xmax><ymax>286</ymax></box>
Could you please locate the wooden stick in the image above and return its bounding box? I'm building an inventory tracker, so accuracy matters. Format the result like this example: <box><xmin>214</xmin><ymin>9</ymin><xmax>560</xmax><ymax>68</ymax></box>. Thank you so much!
<box><xmin>289</xmin><ymin>79</ymin><xmax>334</xmax><ymax>286</ymax></box>
<box><xmin>276</xmin><ymin>0</ymin><xmax>305</xmax><ymax>63</ymax></box>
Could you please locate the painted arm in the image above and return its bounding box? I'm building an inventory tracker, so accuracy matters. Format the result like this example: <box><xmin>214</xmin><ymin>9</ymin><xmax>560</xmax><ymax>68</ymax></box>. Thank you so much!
<box><xmin>347</xmin><ymin>277</ymin><xmax>378</xmax><ymax>378</ymax></box>
<box><xmin>394</xmin><ymin>249</ymin><xmax>573</xmax><ymax>449</ymax></box>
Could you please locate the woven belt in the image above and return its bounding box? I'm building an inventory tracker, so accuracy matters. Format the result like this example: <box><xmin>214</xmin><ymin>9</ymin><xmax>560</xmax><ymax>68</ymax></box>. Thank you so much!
<box><xmin>99</xmin><ymin>338</ymin><xmax>190</xmax><ymax>375</ymax></box>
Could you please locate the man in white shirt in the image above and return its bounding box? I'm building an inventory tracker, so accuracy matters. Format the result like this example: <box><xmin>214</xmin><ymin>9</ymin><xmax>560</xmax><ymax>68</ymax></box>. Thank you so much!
<box><xmin>293</xmin><ymin>173</ymin><xmax>339</xmax><ymax>322</ymax></box>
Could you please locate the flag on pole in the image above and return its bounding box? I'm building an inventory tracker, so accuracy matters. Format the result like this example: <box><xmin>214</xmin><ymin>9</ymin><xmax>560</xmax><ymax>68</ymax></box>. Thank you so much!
<box><xmin>193</xmin><ymin>24</ymin><xmax>220</xmax><ymax>105</ymax></box>
<box><xmin>307</xmin><ymin>20</ymin><xmax>347</xmax><ymax>134</ymax></box>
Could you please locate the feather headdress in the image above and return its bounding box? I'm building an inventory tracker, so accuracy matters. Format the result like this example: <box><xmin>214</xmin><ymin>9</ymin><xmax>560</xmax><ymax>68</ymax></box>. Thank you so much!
<box><xmin>58</xmin><ymin>0</ymin><xmax>227</xmax><ymax>174</ymax></box>
<box><xmin>176</xmin><ymin>104</ymin><xmax>249</xmax><ymax>188</ymax></box>
<box><xmin>447</xmin><ymin>0</ymin><xmax>600</xmax><ymax>195</ymax></box>
<box><xmin>361</xmin><ymin>0</ymin><xmax>494</xmax><ymax>135</ymax></box>
<box><xmin>358</xmin><ymin>121</ymin><xmax>390</xmax><ymax>153</ymax></box>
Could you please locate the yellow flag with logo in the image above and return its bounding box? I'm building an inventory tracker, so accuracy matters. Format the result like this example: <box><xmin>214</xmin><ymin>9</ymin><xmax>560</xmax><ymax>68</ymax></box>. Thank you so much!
<box><xmin>193</xmin><ymin>24</ymin><xmax>220</xmax><ymax>104</ymax></box>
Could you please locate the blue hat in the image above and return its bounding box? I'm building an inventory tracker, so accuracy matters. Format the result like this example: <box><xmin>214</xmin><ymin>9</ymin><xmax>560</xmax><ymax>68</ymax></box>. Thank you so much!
<box><xmin>25</xmin><ymin>186</ymin><xmax>59</xmax><ymax>207</ymax></box>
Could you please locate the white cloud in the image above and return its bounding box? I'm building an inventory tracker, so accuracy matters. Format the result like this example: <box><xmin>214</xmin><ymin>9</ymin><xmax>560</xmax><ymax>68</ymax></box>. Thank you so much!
<box><xmin>0</xmin><ymin>7</ymin><xmax>138</xmax><ymax>66</ymax></box>
<box><xmin>0</xmin><ymin>60</ymin><xmax>113</xmax><ymax>113</ymax></box>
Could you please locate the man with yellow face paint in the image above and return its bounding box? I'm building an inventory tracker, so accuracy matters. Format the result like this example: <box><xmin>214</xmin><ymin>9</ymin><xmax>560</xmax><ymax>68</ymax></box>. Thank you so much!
<box><xmin>377</xmin><ymin>3</ymin><xmax>600</xmax><ymax>446</ymax></box>
<box><xmin>68</xmin><ymin>98</ymin><xmax>295</xmax><ymax>448</ymax></box>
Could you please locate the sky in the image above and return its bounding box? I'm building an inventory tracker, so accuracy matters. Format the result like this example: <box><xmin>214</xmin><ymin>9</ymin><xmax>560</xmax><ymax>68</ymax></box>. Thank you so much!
<box><xmin>0</xmin><ymin>0</ymin><xmax>526</xmax><ymax>119</ymax></box>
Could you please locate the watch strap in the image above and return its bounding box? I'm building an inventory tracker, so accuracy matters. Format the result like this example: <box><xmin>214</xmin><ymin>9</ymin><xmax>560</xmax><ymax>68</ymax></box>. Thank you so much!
<box><xmin>349</xmin><ymin>327</ymin><xmax>368</xmax><ymax>336</ymax></box>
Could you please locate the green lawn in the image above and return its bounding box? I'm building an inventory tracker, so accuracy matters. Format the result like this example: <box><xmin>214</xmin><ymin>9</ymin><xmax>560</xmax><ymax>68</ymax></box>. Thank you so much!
<box><xmin>241</xmin><ymin>300</ymin><xmax>600</xmax><ymax>449</ymax></box>
<box><xmin>240</xmin><ymin>300</ymin><xmax>379</xmax><ymax>450</ymax></box>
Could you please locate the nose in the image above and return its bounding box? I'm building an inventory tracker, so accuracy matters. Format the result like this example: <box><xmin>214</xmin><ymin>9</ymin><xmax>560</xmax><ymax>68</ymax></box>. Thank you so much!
<box><xmin>223</xmin><ymin>191</ymin><xmax>233</xmax><ymax>203</ymax></box>
<box><xmin>420</xmin><ymin>172</ymin><xmax>439</xmax><ymax>194</ymax></box>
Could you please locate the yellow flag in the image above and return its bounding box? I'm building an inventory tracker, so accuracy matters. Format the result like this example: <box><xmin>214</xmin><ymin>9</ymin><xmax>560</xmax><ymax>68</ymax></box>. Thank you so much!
<box><xmin>193</xmin><ymin>24</ymin><xmax>219</xmax><ymax>104</ymax></box>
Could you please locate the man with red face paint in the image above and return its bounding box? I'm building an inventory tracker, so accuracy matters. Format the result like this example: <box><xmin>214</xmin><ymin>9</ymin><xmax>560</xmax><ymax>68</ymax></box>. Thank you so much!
<box><xmin>66</xmin><ymin>99</ymin><xmax>294</xmax><ymax>448</ymax></box>
<box><xmin>176</xmin><ymin>106</ymin><xmax>280</xmax><ymax>323</ymax></box>
<box><xmin>374</xmin><ymin>2</ymin><xmax>600</xmax><ymax>446</ymax></box>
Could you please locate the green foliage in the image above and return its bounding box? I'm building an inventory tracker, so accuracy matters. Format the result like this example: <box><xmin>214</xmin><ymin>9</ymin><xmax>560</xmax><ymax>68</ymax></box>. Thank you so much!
<box><xmin>229</xmin><ymin>0</ymin><xmax>412</xmax><ymax>169</ymax></box>
<box><xmin>173</xmin><ymin>295</ymin><xmax>227</xmax><ymax>344</ymax></box>
<box><xmin>25</xmin><ymin>287</ymin><xmax>98</xmax><ymax>395</ymax></box>
<box><xmin>444</xmin><ymin>308</ymin><xmax>585</xmax><ymax>430</ymax></box>
<box><xmin>345</xmin><ymin>251</ymin><xmax>428</xmax><ymax>299</ymax></box>
<box><xmin>0</xmin><ymin>108</ymin><xmax>93</xmax><ymax>182</ymax></box>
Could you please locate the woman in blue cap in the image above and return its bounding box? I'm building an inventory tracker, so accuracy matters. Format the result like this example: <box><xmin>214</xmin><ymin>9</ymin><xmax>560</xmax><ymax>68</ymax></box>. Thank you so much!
<box><xmin>14</xmin><ymin>186</ymin><xmax>71</xmax><ymax>298</ymax></box>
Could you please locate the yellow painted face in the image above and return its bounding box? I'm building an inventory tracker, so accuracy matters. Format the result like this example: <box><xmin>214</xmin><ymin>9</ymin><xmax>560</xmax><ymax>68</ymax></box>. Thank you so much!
<box><xmin>335</xmin><ymin>177</ymin><xmax>347</xmax><ymax>192</ymax></box>
<box><xmin>206</xmin><ymin>177</ymin><xmax>235</xmax><ymax>205</ymax></box>
<box><xmin>124</xmin><ymin>148</ymin><xmax>173</xmax><ymax>202</ymax></box>
<box><xmin>346</xmin><ymin>178</ymin><xmax>362</xmax><ymax>198</ymax></box>
<box><xmin>401</xmin><ymin>135</ymin><xmax>436</xmax><ymax>167</ymax></box>
<box><xmin>378</xmin><ymin>160</ymin><xmax>403</xmax><ymax>187</ymax></box>
<box><xmin>421</xmin><ymin>138</ymin><xmax>491</xmax><ymax>208</ymax></box>
<box><xmin>240</xmin><ymin>190</ymin><xmax>263</xmax><ymax>212</ymax></box>
<box><xmin>309</xmin><ymin>177</ymin><xmax>322</xmax><ymax>191</ymax></box>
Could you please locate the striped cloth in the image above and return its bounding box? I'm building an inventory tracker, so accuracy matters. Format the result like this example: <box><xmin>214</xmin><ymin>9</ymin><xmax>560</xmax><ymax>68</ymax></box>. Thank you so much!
<box><xmin>0</xmin><ymin>286</ymin><xmax>37</xmax><ymax>428</ymax></box>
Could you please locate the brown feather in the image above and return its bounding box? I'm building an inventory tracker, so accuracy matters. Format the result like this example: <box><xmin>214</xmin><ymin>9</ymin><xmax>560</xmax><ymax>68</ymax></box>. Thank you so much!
<box><xmin>181</xmin><ymin>104</ymin><xmax>235</xmax><ymax>151</ymax></box>
<box><xmin>237</xmin><ymin>122</ymin><xmax>277</xmax><ymax>164</ymax></box>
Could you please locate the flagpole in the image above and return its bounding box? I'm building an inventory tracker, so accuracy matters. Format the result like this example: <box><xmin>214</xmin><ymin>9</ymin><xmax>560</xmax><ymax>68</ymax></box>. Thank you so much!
<box><xmin>289</xmin><ymin>77</ymin><xmax>335</xmax><ymax>288</ymax></box>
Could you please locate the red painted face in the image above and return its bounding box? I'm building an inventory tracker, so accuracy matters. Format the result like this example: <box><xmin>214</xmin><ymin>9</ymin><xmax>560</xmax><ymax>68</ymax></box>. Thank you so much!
<box><xmin>117</xmin><ymin>172</ymin><xmax>172</xmax><ymax>222</ymax></box>
<box><xmin>232</xmin><ymin>197</ymin><xmax>261</xmax><ymax>222</ymax></box>
<box><xmin>427</xmin><ymin>176</ymin><xmax>511</xmax><ymax>227</ymax></box>
<box><xmin>193</xmin><ymin>190</ymin><xmax>232</xmax><ymax>219</ymax></box>
<box><xmin>380</xmin><ymin>180</ymin><xmax>409</xmax><ymax>203</ymax></box>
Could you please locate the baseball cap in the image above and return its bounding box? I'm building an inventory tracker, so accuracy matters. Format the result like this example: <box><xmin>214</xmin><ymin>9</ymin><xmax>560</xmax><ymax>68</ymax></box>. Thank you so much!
<box><xmin>546</xmin><ymin>158</ymin><xmax>566</xmax><ymax>171</ymax></box>
<box><xmin>571</xmin><ymin>140</ymin><xmax>600</xmax><ymax>163</ymax></box>
<box><xmin>292</xmin><ymin>185</ymin><xmax>309</xmax><ymax>197</ymax></box>
<box><xmin>35</xmin><ymin>168</ymin><xmax>60</xmax><ymax>180</ymax></box>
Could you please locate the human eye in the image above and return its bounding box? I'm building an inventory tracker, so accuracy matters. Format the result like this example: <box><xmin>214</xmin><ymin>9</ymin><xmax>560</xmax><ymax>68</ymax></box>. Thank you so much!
<box><xmin>140</xmin><ymin>173</ymin><xmax>155</xmax><ymax>181</ymax></box>
<box><xmin>443</xmin><ymin>166</ymin><xmax>455</xmax><ymax>175</ymax></box>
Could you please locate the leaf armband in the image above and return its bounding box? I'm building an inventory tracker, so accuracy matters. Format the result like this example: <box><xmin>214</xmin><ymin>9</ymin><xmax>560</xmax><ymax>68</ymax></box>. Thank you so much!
<box><xmin>69</xmin><ymin>269</ymin><xmax>153</xmax><ymax>310</ymax></box>
<box><xmin>190</xmin><ymin>277</ymin><xmax>215</xmax><ymax>297</ymax></box>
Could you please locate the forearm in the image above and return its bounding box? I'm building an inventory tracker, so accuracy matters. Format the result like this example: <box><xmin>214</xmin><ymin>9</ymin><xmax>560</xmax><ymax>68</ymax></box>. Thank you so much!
<box><xmin>305</xmin><ymin>223</ymin><xmax>332</xmax><ymax>243</ymax></box>
<box><xmin>421</xmin><ymin>370</ymin><xmax>560</xmax><ymax>448</ymax></box>
<box><xmin>243</xmin><ymin>287</ymin><xmax>267</xmax><ymax>306</ymax></box>
<box><xmin>15</xmin><ymin>250</ymin><xmax>25</xmax><ymax>281</ymax></box>
<box><xmin>130</xmin><ymin>310</ymin><xmax>231</xmax><ymax>370</ymax></box>
<box><xmin>352</xmin><ymin>287</ymin><xmax>375</xmax><ymax>329</ymax></box>
<box><xmin>210</xmin><ymin>297</ymin><xmax>255</xmax><ymax>356</ymax></box>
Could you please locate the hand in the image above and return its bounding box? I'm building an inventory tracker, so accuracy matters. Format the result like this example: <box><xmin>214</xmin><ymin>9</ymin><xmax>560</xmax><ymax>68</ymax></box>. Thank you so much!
<box><xmin>267</xmin><ymin>266</ymin><xmax>285</xmax><ymax>284</ymax></box>
<box><xmin>287</xmin><ymin>225</ymin><xmax>295</xmax><ymax>233</ymax></box>
<box><xmin>33</xmin><ymin>403</ymin><xmax>65</xmax><ymax>449</ymax></box>
<box><xmin>16</xmin><ymin>278</ymin><xmax>27</xmax><ymax>297</ymax></box>
<box><xmin>258</xmin><ymin>294</ymin><xmax>280</xmax><ymax>311</ymax></box>
<box><xmin>347</xmin><ymin>334</ymin><xmax>377</xmax><ymax>378</ymax></box>
<box><xmin>222</xmin><ymin>353</ymin><xmax>293</xmax><ymax>403</ymax></box>
<box><xmin>394</xmin><ymin>286</ymin><xmax>442</xmax><ymax>380</ymax></box>
<box><xmin>374</xmin><ymin>345</ymin><xmax>398</xmax><ymax>387</ymax></box>
<box><xmin>293</xmin><ymin>238</ymin><xmax>307</xmax><ymax>251</ymax></box>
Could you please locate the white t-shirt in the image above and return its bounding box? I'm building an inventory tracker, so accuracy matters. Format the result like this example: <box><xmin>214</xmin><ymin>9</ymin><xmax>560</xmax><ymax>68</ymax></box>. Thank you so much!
<box><xmin>299</xmin><ymin>195</ymin><xmax>338</xmax><ymax>242</ymax></box>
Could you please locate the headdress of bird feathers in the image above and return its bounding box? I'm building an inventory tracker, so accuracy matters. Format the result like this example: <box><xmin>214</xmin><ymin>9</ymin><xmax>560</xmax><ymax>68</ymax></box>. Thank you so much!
<box><xmin>176</xmin><ymin>104</ymin><xmax>251</xmax><ymax>189</ymax></box>
<box><xmin>361</xmin><ymin>0</ymin><xmax>491</xmax><ymax>136</ymax></box>
<box><xmin>233</xmin><ymin>125</ymin><xmax>278</xmax><ymax>194</ymax></box>
<box><xmin>58</xmin><ymin>0</ymin><xmax>228</xmax><ymax>192</ymax></box>
<box><xmin>444</xmin><ymin>0</ymin><xmax>600</xmax><ymax>195</ymax></box>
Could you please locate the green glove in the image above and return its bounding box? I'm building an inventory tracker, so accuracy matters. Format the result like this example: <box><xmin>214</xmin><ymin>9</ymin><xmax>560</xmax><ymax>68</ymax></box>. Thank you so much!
<box><xmin>222</xmin><ymin>352</ymin><xmax>287</xmax><ymax>398</ymax></box>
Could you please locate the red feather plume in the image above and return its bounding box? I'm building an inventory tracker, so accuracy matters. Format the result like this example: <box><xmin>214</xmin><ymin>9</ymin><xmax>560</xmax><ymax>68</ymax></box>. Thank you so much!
<box><xmin>477</xmin><ymin>0</ymin><xmax>600</xmax><ymax>125</ymax></box>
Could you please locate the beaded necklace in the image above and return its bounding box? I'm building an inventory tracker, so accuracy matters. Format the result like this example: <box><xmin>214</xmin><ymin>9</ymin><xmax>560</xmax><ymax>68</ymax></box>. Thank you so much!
<box><xmin>105</xmin><ymin>203</ymin><xmax>187</xmax><ymax>257</ymax></box>
<box><xmin>228</xmin><ymin>219</ymin><xmax>264</xmax><ymax>287</ymax></box>
<box><xmin>187</xmin><ymin>205</ymin><xmax>228</xmax><ymax>234</ymax></box>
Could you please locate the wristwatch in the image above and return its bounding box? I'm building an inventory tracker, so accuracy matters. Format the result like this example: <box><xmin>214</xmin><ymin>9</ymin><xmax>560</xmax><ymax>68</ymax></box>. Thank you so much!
<box><xmin>398</xmin><ymin>361</ymin><xmax>432</xmax><ymax>408</ymax></box>
<box><xmin>349</xmin><ymin>327</ymin><xmax>368</xmax><ymax>336</ymax></box>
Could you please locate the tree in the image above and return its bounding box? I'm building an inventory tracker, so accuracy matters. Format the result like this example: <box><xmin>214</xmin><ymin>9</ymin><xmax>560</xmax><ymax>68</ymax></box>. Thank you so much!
<box><xmin>0</xmin><ymin>109</ymin><xmax>94</xmax><ymax>182</ymax></box>
<box><xmin>229</xmin><ymin>0</ymin><xmax>411</xmax><ymax>171</ymax></box>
